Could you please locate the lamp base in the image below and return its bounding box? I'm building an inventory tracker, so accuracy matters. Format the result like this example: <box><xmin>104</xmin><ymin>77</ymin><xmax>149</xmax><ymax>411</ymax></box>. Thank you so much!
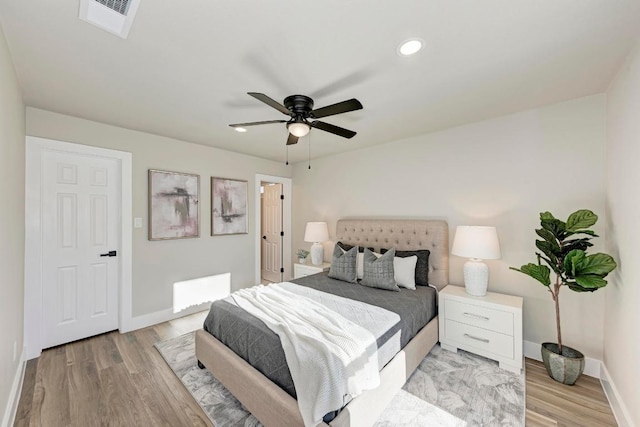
<box><xmin>463</xmin><ymin>259</ymin><xmax>489</xmax><ymax>296</ymax></box>
<box><xmin>310</xmin><ymin>242</ymin><xmax>324</xmax><ymax>266</ymax></box>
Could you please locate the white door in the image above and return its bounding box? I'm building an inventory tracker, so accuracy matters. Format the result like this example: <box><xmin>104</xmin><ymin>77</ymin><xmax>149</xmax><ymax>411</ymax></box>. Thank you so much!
<box><xmin>41</xmin><ymin>149</ymin><xmax>120</xmax><ymax>348</ymax></box>
<box><xmin>261</xmin><ymin>183</ymin><xmax>283</xmax><ymax>283</ymax></box>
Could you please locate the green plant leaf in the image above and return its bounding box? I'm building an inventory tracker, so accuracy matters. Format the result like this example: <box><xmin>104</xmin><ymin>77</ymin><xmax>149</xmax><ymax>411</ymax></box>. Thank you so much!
<box><xmin>510</xmin><ymin>263</ymin><xmax>551</xmax><ymax>287</ymax></box>
<box><xmin>561</xmin><ymin>238</ymin><xmax>593</xmax><ymax>256</ymax></box>
<box><xmin>564</xmin><ymin>249</ymin><xmax>585</xmax><ymax>277</ymax></box>
<box><xmin>540</xmin><ymin>212</ymin><xmax>556</xmax><ymax>221</ymax></box>
<box><xmin>572</xmin><ymin>230</ymin><xmax>597</xmax><ymax>237</ymax></box>
<box><xmin>575</xmin><ymin>253</ymin><xmax>617</xmax><ymax>276</ymax></box>
<box><xmin>566</xmin><ymin>209</ymin><xmax>598</xmax><ymax>232</ymax></box>
<box><xmin>535</xmin><ymin>241</ymin><xmax>560</xmax><ymax>272</ymax></box>
<box><xmin>540</xmin><ymin>217</ymin><xmax>567</xmax><ymax>239</ymax></box>
<box><xmin>536</xmin><ymin>239</ymin><xmax>561</xmax><ymax>256</ymax></box>
<box><xmin>566</xmin><ymin>282</ymin><xmax>597</xmax><ymax>292</ymax></box>
<box><xmin>536</xmin><ymin>228</ymin><xmax>559</xmax><ymax>247</ymax></box>
<box><xmin>575</xmin><ymin>274</ymin><xmax>608</xmax><ymax>289</ymax></box>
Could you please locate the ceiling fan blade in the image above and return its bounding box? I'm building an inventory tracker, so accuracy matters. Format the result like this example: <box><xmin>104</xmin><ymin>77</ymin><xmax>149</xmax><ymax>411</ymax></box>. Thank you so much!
<box><xmin>286</xmin><ymin>134</ymin><xmax>299</xmax><ymax>145</ymax></box>
<box><xmin>229</xmin><ymin>120</ymin><xmax>287</xmax><ymax>128</ymax></box>
<box><xmin>311</xmin><ymin>121</ymin><xmax>357</xmax><ymax>139</ymax></box>
<box><xmin>248</xmin><ymin>92</ymin><xmax>291</xmax><ymax>115</ymax></box>
<box><xmin>310</xmin><ymin>98</ymin><xmax>363</xmax><ymax>119</ymax></box>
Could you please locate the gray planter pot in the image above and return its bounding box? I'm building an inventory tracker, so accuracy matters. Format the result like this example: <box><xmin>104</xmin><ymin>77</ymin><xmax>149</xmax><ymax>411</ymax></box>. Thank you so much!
<box><xmin>541</xmin><ymin>342</ymin><xmax>585</xmax><ymax>385</ymax></box>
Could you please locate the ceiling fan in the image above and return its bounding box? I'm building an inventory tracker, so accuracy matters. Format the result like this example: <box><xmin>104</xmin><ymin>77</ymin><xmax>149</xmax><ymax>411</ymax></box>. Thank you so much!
<box><xmin>229</xmin><ymin>92</ymin><xmax>363</xmax><ymax>146</ymax></box>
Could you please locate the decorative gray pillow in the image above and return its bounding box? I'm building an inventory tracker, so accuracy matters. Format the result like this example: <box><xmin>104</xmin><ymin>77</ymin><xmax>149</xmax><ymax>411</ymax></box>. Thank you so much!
<box><xmin>360</xmin><ymin>248</ymin><xmax>399</xmax><ymax>291</ymax></box>
<box><xmin>328</xmin><ymin>245</ymin><xmax>358</xmax><ymax>283</ymax></box>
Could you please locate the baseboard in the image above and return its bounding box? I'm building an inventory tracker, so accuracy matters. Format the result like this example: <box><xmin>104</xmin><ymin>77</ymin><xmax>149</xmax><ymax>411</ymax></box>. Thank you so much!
<box><xmin>123</xmin><ymin>302</ymin><xmax>212</xmax><ymax>333</ymax></box>
<box><xmin>523</xmin><ymin>340</ymin><xmax>601</xmax><ymax>378</ymax></box>
<box><xmin>600</xmin><ymin>363</ymin><xmax>634</xmax><ymax>427</ymax></box>
<box><xmin>1</xmin><ymin>347</ymin><xmax>26</xmax><ymax>427</ymax></box>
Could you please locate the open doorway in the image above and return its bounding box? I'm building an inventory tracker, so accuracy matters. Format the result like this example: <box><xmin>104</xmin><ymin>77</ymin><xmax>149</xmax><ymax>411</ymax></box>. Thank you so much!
<box><xmin>255</xmin><ymin>174</ymin><xmax>292</xmax><ymax>284</ymax></box>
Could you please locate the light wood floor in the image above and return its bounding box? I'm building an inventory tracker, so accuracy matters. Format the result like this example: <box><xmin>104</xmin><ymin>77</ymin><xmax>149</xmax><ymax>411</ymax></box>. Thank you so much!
<box><xmin>15</xmin><ymin>312</ymin><xmax>617</xmax><ymax>426</ymax></box>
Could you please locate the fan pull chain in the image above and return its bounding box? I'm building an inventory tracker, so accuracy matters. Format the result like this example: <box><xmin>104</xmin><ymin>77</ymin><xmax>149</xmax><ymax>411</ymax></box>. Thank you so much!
<box><xmin>285</xmin><ymin>144</ymin><xmax>289</xmax><ymax>165</ymax></box>
<box><xmin>308</xmin><ymin>132</ymin><xmax>311</xmax><ymax>170</ymax></box>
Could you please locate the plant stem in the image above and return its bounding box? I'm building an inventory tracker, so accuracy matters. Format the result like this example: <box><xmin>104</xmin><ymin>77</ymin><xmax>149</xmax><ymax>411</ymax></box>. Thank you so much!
<box><xmin>554</xmin><ymin>275</ymin><xmax>563</xmax><ymax>354</ymax></box>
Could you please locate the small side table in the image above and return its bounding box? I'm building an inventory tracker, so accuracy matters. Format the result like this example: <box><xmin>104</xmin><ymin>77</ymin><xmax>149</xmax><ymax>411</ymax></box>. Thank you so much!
<box><xmin>439</xmin><ymin>285</ymin><xmax>523</xmax><ymax>373</ymax></box>
<box><xmin>293</xmin><ymin>262</ymin><xmax>330</xmax><ymax>279</ymax></box>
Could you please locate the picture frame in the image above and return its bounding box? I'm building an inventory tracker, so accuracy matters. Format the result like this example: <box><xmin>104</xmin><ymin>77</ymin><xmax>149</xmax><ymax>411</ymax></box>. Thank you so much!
<box><xmin>148</xmin><ymin>169</ymin><xmax>200</xmax><ymax>240</ymax></box>
<box><xmin>211</xmin><ymin>177</ymin><xmax>248</xmax><ymax>235</ymax></box>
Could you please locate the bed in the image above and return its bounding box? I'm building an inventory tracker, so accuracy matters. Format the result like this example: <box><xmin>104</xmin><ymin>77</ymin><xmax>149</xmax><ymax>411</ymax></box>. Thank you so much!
<box><xmin>195</xmin><ymin>219</ymin><xmax>449</xmax><ymax>427</ymax></box>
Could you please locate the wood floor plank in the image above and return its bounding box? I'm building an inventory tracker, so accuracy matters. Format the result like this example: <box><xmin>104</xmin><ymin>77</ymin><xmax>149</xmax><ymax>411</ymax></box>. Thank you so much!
<box><xmin>67</xmin><ymin>358</ymin><xmax>107</xmax><ymax>427</ymax></box>
<box><xmin>13</xmin><ymin>359</ymin><xmax>37</xmax><ymax>427</ymax></box>
<box><xmin>15</xmin><ymin>311</ymin><xmax>617</xmax><ymax>426</ymax></box>
<box><xmin>35</xmin><ymin>346</ymin><xmax>71</xmax><ymax>427</ymax></box>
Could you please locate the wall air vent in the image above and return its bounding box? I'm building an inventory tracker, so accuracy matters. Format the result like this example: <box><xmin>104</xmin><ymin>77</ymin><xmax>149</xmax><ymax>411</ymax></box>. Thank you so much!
<box><xmin>79</xmin><ymin>0</ymin><xmax>141</xmax><ymax>39</ymax></box>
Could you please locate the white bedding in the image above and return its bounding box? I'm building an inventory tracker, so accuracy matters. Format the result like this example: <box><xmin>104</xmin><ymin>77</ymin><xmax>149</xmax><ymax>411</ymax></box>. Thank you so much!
<box><xmin>231</xmin><ymin>282</ymin><xmax>381</xmax><ymax>427</ymax></box>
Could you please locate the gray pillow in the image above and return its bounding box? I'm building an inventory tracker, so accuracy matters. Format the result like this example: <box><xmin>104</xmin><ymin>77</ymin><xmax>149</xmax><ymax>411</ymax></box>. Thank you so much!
<box><xmin>360</xmin><ymin>248</ymin><xmax>399</xmax><ymax>291</ymax></box>
<box><xmin>328</xmin><ymin>245</ymin><xmax>358</xmax><ymax>283</ymax></box>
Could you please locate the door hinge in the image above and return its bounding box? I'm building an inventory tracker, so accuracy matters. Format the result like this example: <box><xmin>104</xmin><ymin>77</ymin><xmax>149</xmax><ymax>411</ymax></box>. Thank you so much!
<box><xmin>280</xmin><ymin>194</ymin><xmax>284</xmax><ymax>200</ymax></box>
<box><xmin>280</xmin><ymin>231</ymin><xmax>284</xmax><ymax>236</ymax></box>
<box><xmin>280</xmin><ymin>268</ymin><xmax>284</xmax><ymax>273</ymax></box>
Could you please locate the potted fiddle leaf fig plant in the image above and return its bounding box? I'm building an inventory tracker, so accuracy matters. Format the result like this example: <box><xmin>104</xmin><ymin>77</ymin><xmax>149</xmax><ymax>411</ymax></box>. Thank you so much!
<box><xmin>511</xmin><ymin>209</ymin><xmax>617</xmax><ymax>385</ymax></box>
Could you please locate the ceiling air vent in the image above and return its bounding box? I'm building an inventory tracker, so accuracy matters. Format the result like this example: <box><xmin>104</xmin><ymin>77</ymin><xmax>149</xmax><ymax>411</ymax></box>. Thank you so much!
<box><xmin>79</xmin><ymin>0</ymin><xmax>141</xmax><ymax>39</ymax></box>
<box><xmin>95</xmin><ymin>0</ymin><xmax>130</xmax><ymax>15</ymax></box>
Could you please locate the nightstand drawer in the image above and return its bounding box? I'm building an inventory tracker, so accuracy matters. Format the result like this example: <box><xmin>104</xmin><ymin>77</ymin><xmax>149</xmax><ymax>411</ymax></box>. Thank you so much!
<box><xmin>444</xmin><ymin>319</ymin><xmax>514</xmax><ymax>359</ymax></box>
<box><xmin>444</xmin><ymin>299</ymin><xmax>514</xmax><ymax>336</ymax></box>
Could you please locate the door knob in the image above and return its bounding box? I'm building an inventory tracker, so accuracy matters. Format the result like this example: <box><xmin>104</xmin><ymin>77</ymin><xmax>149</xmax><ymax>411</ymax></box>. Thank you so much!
<box><xmin>262</xmin><ymin>236</ymin><xmax>267</xmax><ymax>240</ymax></box>
<box><xmin>100</xmin><ymin>250</ymin><xmax>117</xmax><ymax>257</ymax></box>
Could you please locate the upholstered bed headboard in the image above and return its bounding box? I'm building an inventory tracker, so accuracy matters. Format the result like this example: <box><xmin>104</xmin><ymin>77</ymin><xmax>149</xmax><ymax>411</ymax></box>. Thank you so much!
<box><xmin>335</xmin><ymin>219</ymin><xmax>449</xmax><ymax>291</ymax></box>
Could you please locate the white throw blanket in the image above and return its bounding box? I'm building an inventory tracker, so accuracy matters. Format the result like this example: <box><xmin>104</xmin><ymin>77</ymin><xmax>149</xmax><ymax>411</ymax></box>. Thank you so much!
<box><xmin>231</xmin><ymin>283</ymin><xmax>380</xmax><ymax>427</ymax></box>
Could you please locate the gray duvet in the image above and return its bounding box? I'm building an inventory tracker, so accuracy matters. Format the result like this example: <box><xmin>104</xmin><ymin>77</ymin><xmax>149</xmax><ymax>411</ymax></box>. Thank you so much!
<box><xmin>202</xmin><ymin>272</ymin><xmax>437</xmax><ymax>399</ymax></box>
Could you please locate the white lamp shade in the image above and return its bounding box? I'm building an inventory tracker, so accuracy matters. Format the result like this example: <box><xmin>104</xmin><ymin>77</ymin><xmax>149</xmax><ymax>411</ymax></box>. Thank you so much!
<box><xmin>451</xmin><ymin>226</ymin><xmax>501</xmax><ymax>260</ymax></box>
<box><xmin>304</xmin><ymin>222</ymin><xmax>329</xmax><ymax>243</ymax></box>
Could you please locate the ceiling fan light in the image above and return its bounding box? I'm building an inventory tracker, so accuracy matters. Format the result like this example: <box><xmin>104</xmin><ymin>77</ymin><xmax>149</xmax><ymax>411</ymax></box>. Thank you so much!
<box><xmin>234</xmin><ymin>127</ymin><xmax>247</xmax><ymax>133</ymax></box>
<box><xmin>287</xmin><ymin>122</ymin><xmax>310</xmax><ymax>137</ymax></box>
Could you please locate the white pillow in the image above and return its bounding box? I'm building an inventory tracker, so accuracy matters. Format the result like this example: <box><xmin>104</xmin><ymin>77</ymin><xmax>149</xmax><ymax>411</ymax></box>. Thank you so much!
<box><xmin>357</xmin><ymin>252</ymin><xmax>365</xmax><ymax>279</ymax></box>
<box><xmin>373</xmin><ymin>252</ymin><xmax>417</xmax><ymax>290</ymax></box>
<box><xmin>339</xmin><ymin>247</ymin><xmax>368</xmax><ymax>280</ymax></box>
<box><xmin>393</xmin><ymin>255</ymin><xmax>417</xmax><ymax>290</ymax></box>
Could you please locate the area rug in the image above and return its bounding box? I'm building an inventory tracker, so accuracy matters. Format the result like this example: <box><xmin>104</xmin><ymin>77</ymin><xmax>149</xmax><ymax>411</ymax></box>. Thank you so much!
<box><xmin>155</xmin><ymin>332</ymin><xmax>525</xmax><ymax>426</ymax></box>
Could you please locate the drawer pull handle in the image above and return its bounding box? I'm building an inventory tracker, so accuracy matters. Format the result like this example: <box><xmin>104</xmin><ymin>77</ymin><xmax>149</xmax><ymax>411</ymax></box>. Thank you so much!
<box><xmin>464</xmin><ymin>333</ymin><xmax>490</xmax><ymax>343</ymax></box>
<box><xmin>463</xmin><ymin>312</ymin><xmax>490</xmax><ymax>321</ymax></box>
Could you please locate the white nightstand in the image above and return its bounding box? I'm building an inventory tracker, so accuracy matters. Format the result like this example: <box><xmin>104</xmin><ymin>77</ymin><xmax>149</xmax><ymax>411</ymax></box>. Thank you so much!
<box><xmin>439</xmin><ymin>285</ymin><xmax>523</xmax><ymax>374</ymax></box>
<box><xmin>293</xmin><ymin>262</ymin><xmax>331</xmax><ymax>279</ymax></box>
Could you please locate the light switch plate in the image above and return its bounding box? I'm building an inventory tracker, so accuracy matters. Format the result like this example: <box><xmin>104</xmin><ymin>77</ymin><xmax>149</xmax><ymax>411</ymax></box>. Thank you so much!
<box><xmin>134</xmin><ymin>217</ymin><xmax>143</xmax><ymax>228</ymax></box>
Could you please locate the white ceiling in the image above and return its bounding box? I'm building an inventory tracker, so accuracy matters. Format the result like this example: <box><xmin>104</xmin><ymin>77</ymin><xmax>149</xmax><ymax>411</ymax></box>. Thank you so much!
<box><xmin>1</xmin><ymin>0</ymin><xmax>639</xmax><ymax>164</ymax></box>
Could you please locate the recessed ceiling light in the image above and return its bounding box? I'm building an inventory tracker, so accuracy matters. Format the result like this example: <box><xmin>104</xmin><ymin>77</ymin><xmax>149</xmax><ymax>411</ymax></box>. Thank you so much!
<box><xmin>398</xmin><ymin>39</ymin><xmax>424</xmax><ymax>56</ymax></box>
<box><xmin>234</xmin><ymin>127</ymin><xmax>247</xmax><ymax>133</ymax></box>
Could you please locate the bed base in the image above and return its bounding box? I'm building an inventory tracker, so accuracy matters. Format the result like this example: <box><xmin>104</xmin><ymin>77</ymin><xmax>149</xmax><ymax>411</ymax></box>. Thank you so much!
<box><xmin>195</xmin><ymin>315</ymin><xmax>439</xmax><ymax>427</ymax></box>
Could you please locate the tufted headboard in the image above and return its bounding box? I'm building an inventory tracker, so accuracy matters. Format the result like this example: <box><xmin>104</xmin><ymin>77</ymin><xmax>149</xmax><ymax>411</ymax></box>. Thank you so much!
<box><xmin>335</xmin><ymin>219</ymin><xmax>449</xmax><ymax>291</ymax></box>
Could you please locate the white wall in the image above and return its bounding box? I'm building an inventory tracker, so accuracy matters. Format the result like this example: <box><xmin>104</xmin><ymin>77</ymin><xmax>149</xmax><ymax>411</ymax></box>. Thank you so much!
<box><xmin>292</xmin><ymin>95</ymin><xmax>607</xmax><ymax>360</ymax></box>
<box><xmin>605</xmin><ymin>40</ymin><xmax>640</xmax><ymax>427</ymax></box>
<box><xmin>26</xmin><ymin>108</ymin><xmax>291</xmax><ymax>317</ymax></box>
<box><xmin>0</xmin><ymin>22</ymin><xmax>25</xmax><ymax>425</ymax></box>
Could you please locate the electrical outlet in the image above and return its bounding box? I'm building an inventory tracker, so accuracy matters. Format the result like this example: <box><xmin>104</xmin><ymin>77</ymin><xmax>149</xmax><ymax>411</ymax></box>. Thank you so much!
<box><xmin>13</xmin><ymin>341</ymin><xmax>17</xmax><ymax>361</ymax></box>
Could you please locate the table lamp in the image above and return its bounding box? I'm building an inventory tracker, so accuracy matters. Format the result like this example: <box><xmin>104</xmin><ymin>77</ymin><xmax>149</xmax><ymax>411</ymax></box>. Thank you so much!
<box><xmin>451</xmin><ymin>226</ymin><xmax>501</xmax><ymax>296</ymax></box>
<box><xmin>304</xmin><ymin>222</ymin><xmax>329</xmax><ymax>266</ymax></box>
